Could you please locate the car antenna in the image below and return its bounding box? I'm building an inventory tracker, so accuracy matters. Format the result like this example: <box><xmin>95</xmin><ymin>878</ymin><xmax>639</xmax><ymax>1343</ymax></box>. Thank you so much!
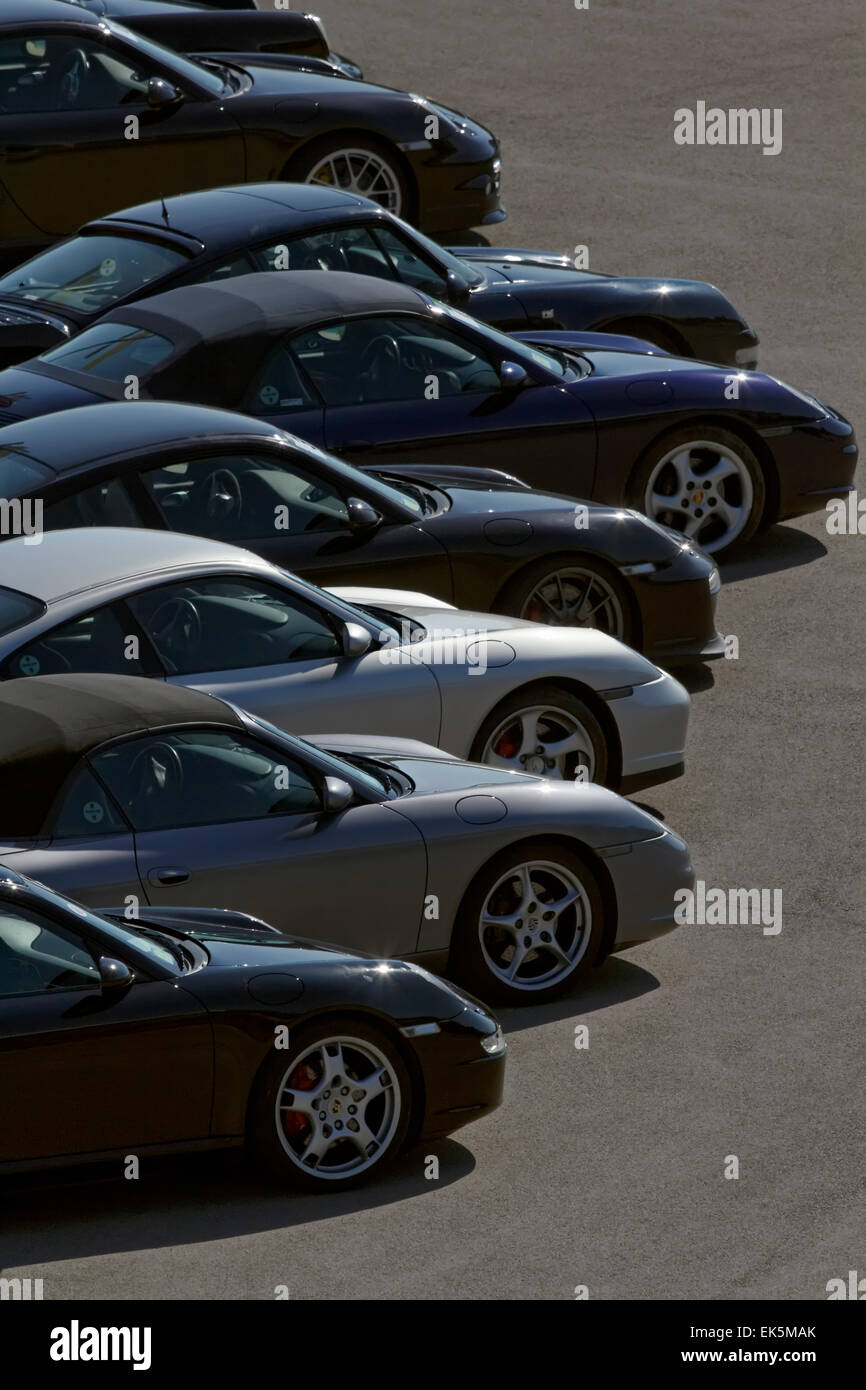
<box><xmin>160</xmin><ymin>195</ymin><xmax>170</xmax><ymax>227</ymax></box>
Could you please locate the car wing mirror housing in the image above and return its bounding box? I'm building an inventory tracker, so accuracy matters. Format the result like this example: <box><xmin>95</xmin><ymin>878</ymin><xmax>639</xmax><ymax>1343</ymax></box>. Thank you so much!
<box><xmin>346</xmin><ymin>496</ymin><xmax>382</xmax><ymax>530</ymax></box>
<box><xmin>98</xmin><ymin>956</ymin><xmax>134</xmax><ymax>989</ymax></box>
<box><xmin>342</xmin><ymin>621</ymin><xmax>373</xmax><ymax>658</ymax></box>
<box><xmin>498</xmin><ymin>359</ymin><xmax>530</xmax><ymax>390</ymax></box>
<box><xmin>147</xmin><ymin>77</ymin><xmax>181</xmax><ymax>109</ymax></box>
<box><xmin>446</xmin><ymin>268</ymin><xmax>471</xmax><ymax>304</ymax></box>
<box><xmin>322</xmin><ymin>776</ymin><xmax>355</xmax><ymax>813</ymax></box>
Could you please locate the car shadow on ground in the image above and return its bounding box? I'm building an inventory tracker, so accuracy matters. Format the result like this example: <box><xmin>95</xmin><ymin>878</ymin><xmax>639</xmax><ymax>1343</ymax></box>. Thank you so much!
<box><xmin>497</xmin><ymin>954</ymin><xmax>659</xmax><ymax>1036</ymax></box>
<box><xmin>0</xmin><ymin>1138</ymin><xmax>475</xmax><ymax>1268</ymax></box>
<box><xmin>719</xmin><ymin>522</ymin><xmax>827</xmax><ymax>582</ymax></box>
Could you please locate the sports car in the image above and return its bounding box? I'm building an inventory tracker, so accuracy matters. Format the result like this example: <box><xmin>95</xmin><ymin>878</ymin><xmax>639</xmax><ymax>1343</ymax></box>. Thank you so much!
<box><xmin>0</xmin><ymin>866</ymin><xmax>505</xmax><ymax>1187</ymax></box>
<box><xmin>0</xmin><ymin>1</ymin><xmax>502</xmax><ymax>264</ymax></box>
<box><xmin>0</xmin><ymin>401</ymin><xmax>724</xmax><ymax>664</ymax></box>
<box><xmin>0</xmin><ymin>672</ymin><xmax>695</xmax><ymax>1002</ymax></box>
<box><xmin>0</xmin><ymin>270</ymin><xmax>853</xmax><ymax>555</ymax></box>
<box><xmin>66</xmin><ymin>0</ymin><xmax>363</xmax><ymax>78</ymax></box>
<box><xmin>0</xmin><ymin>526</ymin><xmax>691</xmax><ymax>792</ymax></box>
<box><xmin>0</xmin><ymin>183</ymin><xmax>754</xmax><ymax>368</ymax></box>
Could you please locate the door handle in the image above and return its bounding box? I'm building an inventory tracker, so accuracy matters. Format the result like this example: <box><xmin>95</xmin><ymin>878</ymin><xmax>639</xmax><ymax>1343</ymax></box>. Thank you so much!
<box><xmin>148</xmin><ymin>867</ymin><xmax>190</xmax><ymax>886</ymax></box>
<box><xmin>332</xmin><ymin>439</ymin><xmax>373</xmax><ymax>451</ymax></box>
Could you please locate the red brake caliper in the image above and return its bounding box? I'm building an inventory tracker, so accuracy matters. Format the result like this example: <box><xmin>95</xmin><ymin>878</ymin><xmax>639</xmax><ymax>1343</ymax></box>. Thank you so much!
<box><xmin>493</xmin><ymin>723</ymin><xmax>519</xmax><ymax>759</ymax></box>
<box><xmin>283</xmin><ymin>1062</ymin><xmax>317</xmax><ymax>1137</ymax></box>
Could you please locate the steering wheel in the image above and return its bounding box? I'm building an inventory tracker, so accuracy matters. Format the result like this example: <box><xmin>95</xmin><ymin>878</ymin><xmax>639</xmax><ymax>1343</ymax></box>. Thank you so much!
<box><xmin>52</xmin><ymin>49</ymin><xmax>90</xmax><ymax>109</ymax></box>
<box><xmin>191</xmin><ymin>468</ymin><xmax>243</xmax><ymax>527</ymax></box>
<box><xmin>149</xmin><ymin>597</ymin><xmax>202</xmax><ymax>665</ymax></box>
<box><xmin>359</xmin><ymin>334</ymin><xmax>401</xmax><ymax>394</ymax></box>
<box><xmin>128</xmin><ymin>741</ymin><xmax>184</xmax><ymax>803</ymax></box>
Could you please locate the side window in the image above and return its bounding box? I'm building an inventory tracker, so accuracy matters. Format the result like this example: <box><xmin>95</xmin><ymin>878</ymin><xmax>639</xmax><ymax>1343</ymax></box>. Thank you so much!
<box><xmin>196</xmin><ymin>254</ymin><xmax>255</xmax><ymax>284</ymax></box>
<box><xmin>247</xmin><ymin>345</ymin><xmax>320</xmax><ymax>415</ymax></box>
<box><xmin>0</xmin><ymin>36</ymin><xmax>156</xmax><ymax>115</ymax></box>
<box><xmin>371</xmin><ymin>228</ymin><xmax>449</xmax><ymax>297</ymax></box>
<box><xmin>289</xmin><ymin>314</ymin><xmax>500</xmax><ymax>406</ymax></box>
<box><xmin>2</xmin><ymin>604</ymin><xmax>146</xmax><ymax>680</ymax></box>
<box><xmin>138</xmin><ymin>452</ymin><xmax>350</xmax><ymax>541</ymax></box>
<box><xmin>49</xmin><ymin>763</ymin><xmax>128</xmax><ymax>840</ymax></box>
<box><xmin>42</xmin><ymin>476</ymin><xmax>143</xmax><ymax>532</ymax></box>
<box><xmin>91</xmin><ymin>730</ymin><xmax>323</xmax><ymax>832</ymax></box>
<box><xmin>0</xmin><ymin>907</ymin><xmax>100</xmax><ymax>997</ymax></box>
<box><xmin>125</xmin><ymin>575</ymin><xmax>342</xmax><ymax>675</ymax></box>
<box><xmin>250</xmin><ymin>227</ymin><xmax>397</xmax><ymax>281</ymax></box>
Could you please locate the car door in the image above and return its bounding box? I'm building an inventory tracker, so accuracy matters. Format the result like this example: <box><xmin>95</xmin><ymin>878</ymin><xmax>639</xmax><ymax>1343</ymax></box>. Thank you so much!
<box><xmin>0</xmin><ymin>900</ymin><xmax>212</xmax><ymax>1161</ymax></box>
<box><xmin>123</xmin><ymin>571</ymin><xmax>443</xmax><ymax>742</ymax></box>
<box><xmin>89</xmin><ymin>728</ymin><xmax>429</xmax><ymax>957</ymax></box>
<box><xmin>0</xmin><ymin>25</ymin><xmax>245</xmax><ymax>241</ymax></box>
<box><xmin>135</xmin><ymin>446</ymin><xmax>455</xmax><ymax>598</ymax></box>
<box><xmin>248</xmin><ymin>312</ymin><xmax>597</xmax><ymax>498</ymax></box>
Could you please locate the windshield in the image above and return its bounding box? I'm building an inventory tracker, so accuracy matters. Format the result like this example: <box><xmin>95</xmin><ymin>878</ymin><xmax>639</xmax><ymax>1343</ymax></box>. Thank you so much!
<box><xmin>23</xmin><ymin>880</ymin><xmax>181</xmax><ymax>971</ymax></box>
<box><xmin>105</xmin><ymin>20</ymin><xmax>229</xmax><ymax>97</ymax></box>
<box><xmin>444</xmin><ymin>304</ymin><xmax>578</xmax><ymax>379</ymax></box>
<box><xmin>247</xmin><ymin>713</ymin><xmax>392</xmax><ymax>799</ymax></box>
<box><xmin>0</xmin><ymin>235</ymin><xmax>189</xmax><ymax>313</ymax></box>
<box><xmin>280</xmin><ymin>436</ymin><xmax>422</xmax><ymax>516</ymax></box>
<box><xmin>390</xmin><ymin>215</ymin><xmax>485</xmax><ymax>288</ymax></box>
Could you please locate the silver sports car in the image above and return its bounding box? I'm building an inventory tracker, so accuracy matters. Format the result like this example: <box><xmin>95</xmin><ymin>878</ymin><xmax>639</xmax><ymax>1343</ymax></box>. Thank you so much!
<box><xmin>0</xmin><ymin>528</ymin><xmax>690</xmax><ymax>793</ymax></box>
<box><xmin>0</xmin><ymin>672</ymin><xmax>695</xmax><ymax>1002</ymax></box>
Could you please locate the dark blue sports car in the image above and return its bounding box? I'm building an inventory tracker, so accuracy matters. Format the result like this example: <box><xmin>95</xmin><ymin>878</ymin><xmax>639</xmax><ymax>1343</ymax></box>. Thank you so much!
<box><xmin>0</xmin><ymin>270</ymin><xmax>855</xmax><ymax>555</ymax></box>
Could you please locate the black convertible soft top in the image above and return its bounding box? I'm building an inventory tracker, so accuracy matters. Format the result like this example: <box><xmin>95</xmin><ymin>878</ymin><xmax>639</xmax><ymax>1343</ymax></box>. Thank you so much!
<box><xmin>97</xmin><ymin>271</ymin><xmax>429</xmax><ymax>409</ymax></box>
<box><xmin>0</xmin><ymin>673</ymin><xmax>240</xmax><ymax>838</ymax></box>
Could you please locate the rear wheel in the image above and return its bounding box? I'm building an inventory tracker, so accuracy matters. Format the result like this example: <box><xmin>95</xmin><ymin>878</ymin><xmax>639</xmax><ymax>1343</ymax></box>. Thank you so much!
<box><xmin>249</xmin><ymin>1017</ymin><xmax>411</xmax><ymax>1189</ymax></box>
<box><xmin>450</xmin><ymin>840</ymin><xmax>606</xmax><ymax>1004</ymax></box>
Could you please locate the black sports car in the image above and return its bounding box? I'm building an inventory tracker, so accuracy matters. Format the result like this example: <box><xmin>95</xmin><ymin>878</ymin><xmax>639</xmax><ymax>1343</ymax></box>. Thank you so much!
<box><xmin>0</xmin><ymin>866</ymin><xmax>505</xmax><ymax>1187</ymax></box>
<box><xmin>0</xmin><ymin>1</ymin><xmax>503</xmax><ymax>264</ymax></box>
<box><xmin>0</xmin><ymin>183</ymin><xmax>756</xmax><ymax>370</ymax></box>
<box><xmin>0</xmin><ymin>400</ymin><xmax>723</xmax><ymax>663</ymax></box>
<box><xmin>67</xmin><ymin>0</ymin><xmax>363</xmax><ymax>77</ymax></box>
<box><xmin>0</xmin><ymin>270</ymin><xmax>853</xmax><ymax>556</ymax></box>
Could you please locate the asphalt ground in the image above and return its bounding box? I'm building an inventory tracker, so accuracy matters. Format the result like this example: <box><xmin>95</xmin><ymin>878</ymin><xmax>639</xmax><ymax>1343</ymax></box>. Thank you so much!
<box><xmin>1</xmin><ymin>0</ymin><xmax>863</xmax><ymax>1300</ymax></box>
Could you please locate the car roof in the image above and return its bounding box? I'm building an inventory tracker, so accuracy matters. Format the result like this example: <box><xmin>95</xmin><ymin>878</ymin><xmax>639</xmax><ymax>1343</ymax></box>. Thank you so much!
<box><xmin>0</xmin><ymin>401</ymin><xmax>286</xmax><ymax>476</ymax></box>
<box><xmin>96</xmin><ymin>184</ymin><xmax>379</xmax><ymax>254</ymax></box>
<box><xmin>102</xmin><ymin>270</ymin><xmax>429</xmax><ymax>345</ymax></box>
<box><xmin>1</xmin><ymin>1</ymin><xmax>100</xmax><ymax>26</ymax></box>
<box><xmin>0</xmin><ymin>672</ymin><xmax>239</xmax><ymax>838</ymax></box>
<box><xmin>0</xmin><ymin>526</ymin><xmax>271</xmax><ymax>602</ymax></box>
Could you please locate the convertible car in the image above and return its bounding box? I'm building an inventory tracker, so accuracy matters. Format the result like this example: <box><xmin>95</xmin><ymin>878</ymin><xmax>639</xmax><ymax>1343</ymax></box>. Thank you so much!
<box><xmin>0</xmin><ymin>527</ymin><xmax>691</xmax><ymax>791</ymax></box>
<box><xmin>0</xmin><ymin>184</ymin><xmax>754</xmax><ymax>368</ymax></box>
<box><xmin>67</xmin><ymin>0</ymin><xmax>363</xmax><ymax>77</ymax></box>
<box><xmin>0</xmin><ymin>672</ymin><xmax>695</xmax><ymax>1001</ymax></box>
<box><xmin>0</xmin><ymin>401</ymin><xmax>724</xmax><ymax>664</ymax></box>
<box><xmin>0</xmin><ymin>867</ymin><xmax>505</xmax><ymax>1187</ymax></box>
<box><xmin>0</xmin><ymin>271</ymin><xmax>853</xmax><ymax>555</ymax></box>
<box><xmin>0</xmin><ymin>1</ymin><xmax>502</xmax><ymax>264</ymax></box>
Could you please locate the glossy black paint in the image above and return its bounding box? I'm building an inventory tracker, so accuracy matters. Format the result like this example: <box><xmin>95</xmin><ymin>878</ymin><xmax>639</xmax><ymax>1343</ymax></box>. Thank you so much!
<box><xmin>0</xmin><ymin>270</ymin><xmax>853</xmax><ymax>540</ymax></box>
<box><xmin>0</xmin><ymin>1</ymin><xmax>502</xmax><ymax>261</ymax></box>
<box><xmin>0</xmin><ymin>401</ymin><xmax>721</xmax><ymax>663</ymax></box>
<box><xmin>0</xmin><ymin>185</ymin><xmax>751</xmax><ymax>369</ymax></box>
<box><xmin>0</xmin><ymin>867</ymin><xmax>504</xmax><ymax>1172</ymax></box>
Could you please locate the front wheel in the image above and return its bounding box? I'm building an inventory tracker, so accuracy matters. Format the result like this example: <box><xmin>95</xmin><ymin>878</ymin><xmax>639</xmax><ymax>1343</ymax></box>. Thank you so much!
<box><xmin>470</xmin><ymin>683</ymin><xmax>609</xmax><ymax>784</ymax></box>
<box><xmin>627</xmin><ymin>425</ymin><xmax>765</xmax><ymax>556</ymax></box>
<box><xmin>500</xmin><ymin>555</ymin><xmax>635</xmax><ymax>645</ymax></box>
<box><xmin>449</xmin><ymin>840</ymin><xmax>606</xmax><ymax>1004</ymax></box>
<box><xmin>287</xmin><ymin>136</ymin><xmax>409</xmax><ymax>217</ymax></box>
<box><xmin>249</xmin><ymin>1017</ymin><xmax>411</xmax><ymax>1189</ymax></box>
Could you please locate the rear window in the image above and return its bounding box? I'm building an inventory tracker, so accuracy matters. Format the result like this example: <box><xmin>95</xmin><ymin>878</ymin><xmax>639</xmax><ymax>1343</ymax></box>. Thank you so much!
<box><xmin>0</xmin><ymin>451</ymin><xmax>52</xmax><ymax>497</ymax></box>
<box><xmin>0</xmin><ymin>585</ymin><xmax>45</xmax><ymax>636</ymax></box>
<box><xmin>39</xmin><ymin>322</ymin><xmax>174</xmax><ymax>384</ymax></box>
<box><xmin>0</xmin><ymin>235</ymin><xmax>189</xmax><ymax>314</ymax></box>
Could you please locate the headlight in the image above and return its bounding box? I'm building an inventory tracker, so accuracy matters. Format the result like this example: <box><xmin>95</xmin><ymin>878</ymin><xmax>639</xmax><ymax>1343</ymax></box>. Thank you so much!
<box><xmin>481</xmin><ymin>1024</ymin><xmax>507</xmax><ymax>1056</ymax></box>
<box><xmin>708</xmin><ymin>566</ymin><xmax>721</xmax><ymax>595</ymax></box>
<box><xmin>779</xmin><ymin>384</ymin><xmax>828</xmax><ymax>418</ymax></box>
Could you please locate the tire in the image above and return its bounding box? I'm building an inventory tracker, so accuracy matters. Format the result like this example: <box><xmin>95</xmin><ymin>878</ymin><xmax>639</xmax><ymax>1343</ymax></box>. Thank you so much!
<box><xmin>469</xmin><ymin>682</ymin><xmax>610</xmax><ymax>785</ymax></box>
<box><xmin>498</xmin><ymin>554</ymin><xmax>637</xmax><ymax>647</ymax></box>
<box><xmin>249</xmin><ymin>1016</ymin><xmax>411</xmax><ymax>1190</ymax></box>
<box><xmin>449</xmin><ymin>838</ymin><xmax>606</xmax><ymax>1005</ymax></box>
<box><xmin>285</xmin><ymin>135</ymin><xmax>410</xmax><ymax>218</ymax></box>
<box><xmin>627</xmin><ymin>424</ymin><xmax>765</xmax><ymax>556</ymax></box>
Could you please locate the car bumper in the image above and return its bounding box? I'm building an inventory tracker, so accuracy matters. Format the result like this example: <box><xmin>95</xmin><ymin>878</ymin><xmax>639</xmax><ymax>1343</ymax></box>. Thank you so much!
<box><xmin>605</xmin><ymin>825</ymin><xmax>695</xmax><ymax>951</ymax></box>
<box><xmin>410</xmin><ymin>1004</ymin><xmax>507</xmax><ymax>1141</ymax></box>
<box><xmin>410</xmin><ymin>128</ymin><xmax>505</xmax><ymax>234</ymax></box>
<box><xmin>604</xmin><ymin>670</ymin><xmax>690</xmax><ymax>792</ymax></box>
<box><xmin>628</xmin><ymin>544</ymin><xmax>724</xmax><ymax>666</ymax></box>
<box><xmin>761</xmin><ymin>408</ymin><xmax>858</xmax><ymax>522</ymax></box>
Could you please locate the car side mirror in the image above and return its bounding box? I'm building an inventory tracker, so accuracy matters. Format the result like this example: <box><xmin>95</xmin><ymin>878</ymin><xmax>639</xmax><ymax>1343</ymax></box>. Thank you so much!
<box><xmin>346</xmin><ymin>496</ymin><xmax>382</xmax><ymax>531</ymax></box>
<box><xmin>498</xmin><ymin>360</ymin><xmax>530</xmax><ymax>391</ymax></box>
<box><xmin>446</xmin><ymin>268</ymin><xmax>471</xmax><ymax>304</ymax></box>
<box><xmin>322</xmin><ymin>776</ymin><xmax>354</xmax><ymax>814</ymax></box>
<box><xmin>147</xmin><ymin>77</ymin><xmax>181</xmax><ymax>109</ymax></box>
<box><xmin>342</xmin><ymin>621</ymin><xmax>373</xmax><ymax>658</ymax></box>
<box><xmin>98</xmin><ymin>956</ymin><xmax>133</xmax><ymax>989</ymax></box>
